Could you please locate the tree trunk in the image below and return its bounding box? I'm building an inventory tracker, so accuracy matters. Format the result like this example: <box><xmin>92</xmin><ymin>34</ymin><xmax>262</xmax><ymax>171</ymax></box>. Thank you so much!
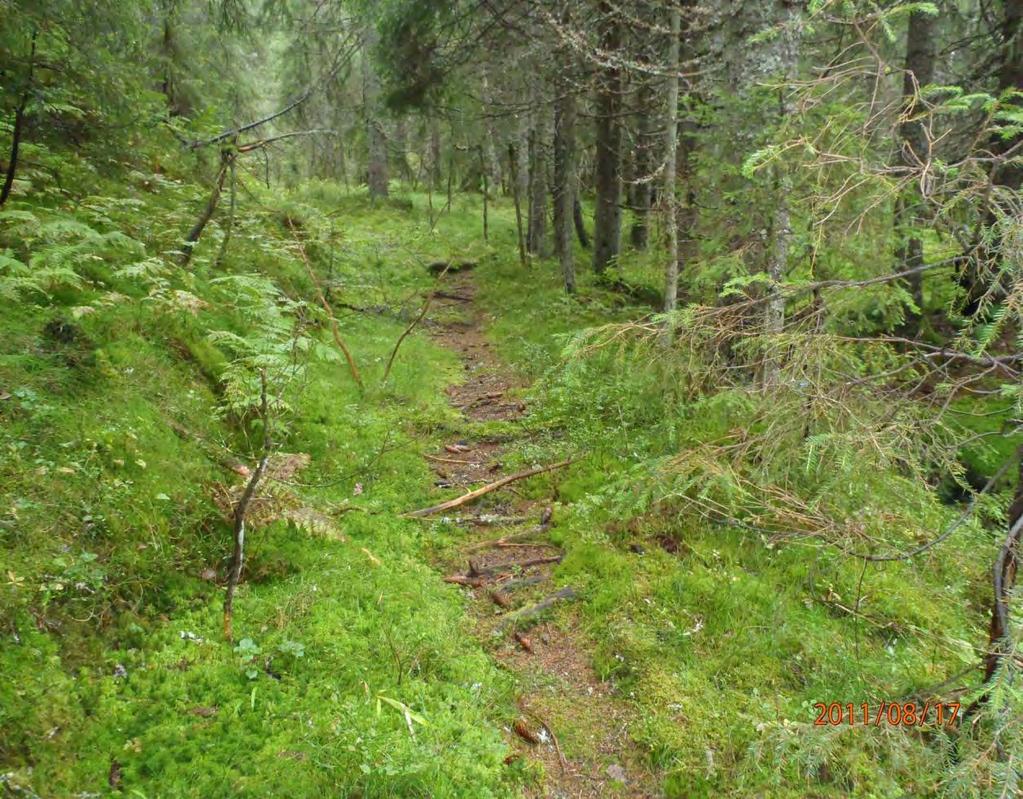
<box><xmin>573</xmin><ymin>195</ymin><xmax>590</xmax><ymax>248</ymax></box>
<box><xmin>894</xmin><ymin>8</ymin><xmax>936</xmax><ymax>331</ymax></box>
<box><xmin>993</xmin><ymin>0</ymin><xmax>1023</xmax><ymax>191</ymax></box>
<box><xmin>661</xmin><ymin>6</ymin><xmax>682</xmax><ymax>316</ymax></box>
<box><xmin>962</xmin><ymin>0</ymin><xmax>1022</xmax><ymax>316</ymax></box>
<box><xmin>0</xmin><ymin>30</ymin><xmax>36</xmax><ymax>208</ymax></box>
<box><xmin>630</xmin><ymin>78</ymin><xmax>656</xmax><ymax>249</ymax></box>
<box><xmin>394</xmin><ymin>114</ymin><xmax>411</xmax><ymax>185</ymax></box>
<box><xmin>480</xmin><ymin>67</ymin><xmax>503</xmax><ymax>190</ymax></box>
<box><xmin>554</xmin><ymin>62</ymin><xmax>577</xmax><ymax>292</ymax></box>
<box><xmin>429</xmin><ymin>115</ymin><xmax>442</xmax><ymax>190</ymax></box>
<box><xmin>762</xmin><ymin>1</ymin><xmax>800</xmax><ymax>384</ymax></box>
<box><xmin>976</xmin><ymin>446</ymin><xmax>1023</xmax><ymax>703</ymax></box>
<box><xmin>362</xmin><ymin>26</ymin><xmax>389</xmax><ymax>200</ymax></box>
<box><xmin>508</xmin><ymin>143</ymin><xmax>527</xmax><ymax>267</ymax></box>
<box><xmin>592</xmin><ymin>1</ymin><xmax>623</xmax><ymax>274</ymax></box>
<box><xmin>528</xmin><ymin>105</ymin><xmax>550</xmax><ymax>257</ymax></box>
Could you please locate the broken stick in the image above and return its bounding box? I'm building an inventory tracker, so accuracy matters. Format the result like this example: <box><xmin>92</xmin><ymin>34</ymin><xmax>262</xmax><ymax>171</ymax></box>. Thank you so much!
<box><xmin>405</xmin><ymin>459</ymin><xmax>573</xmax><ymax>518</ymax></box>
<box><xmin>498</xmin><ymin>587</ymin><xmax>576</xmax><ymax>630</ymax></box>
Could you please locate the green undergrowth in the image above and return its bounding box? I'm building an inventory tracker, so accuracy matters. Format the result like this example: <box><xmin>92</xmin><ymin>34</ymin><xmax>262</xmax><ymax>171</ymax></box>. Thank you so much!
<box><xmin>473</xmin><ymin>240</ymin><xmax>1011</xmax><ymax>797</ymax></box>
<box><xmin>0</xmin><ymin>174</ymin><xmax>529</xmax><ymax>797</ymax></box>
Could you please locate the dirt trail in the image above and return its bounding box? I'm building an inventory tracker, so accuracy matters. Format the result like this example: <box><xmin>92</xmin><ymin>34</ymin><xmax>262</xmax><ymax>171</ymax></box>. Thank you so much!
<box><xmin>421</xmin><ymin>271</ymin><xmax>659</xmax><ymax>799</ymax></box>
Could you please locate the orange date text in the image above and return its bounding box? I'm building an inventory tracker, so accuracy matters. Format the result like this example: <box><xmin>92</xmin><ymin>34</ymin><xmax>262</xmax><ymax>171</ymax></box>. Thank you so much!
<box><xmin>812</xmin><ymin>701</ymin><xmax>959</xmax><ymax>728</ymax></box>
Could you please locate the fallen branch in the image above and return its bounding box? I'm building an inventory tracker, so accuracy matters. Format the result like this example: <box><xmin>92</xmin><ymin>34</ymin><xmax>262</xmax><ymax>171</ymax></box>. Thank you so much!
<box><xmin>432</xmin><ymin>290</ymin><xmax>473</xmax><ymax>302</ymax></box>
<box><xmin>424</xmin><ymin>454</ymin><xmax>478</xmax><ymax>465</ymax></box>
<box><xmin>519</xmin><ymin>700</ymin><xmax>567</xmax><ymax>772</ymax></box>
<box><xmin>497</xmin><ymin>574</ymin><xmax>547</xmax><ymax>593</ymax></box>
<box><xmin>180</xmin><ymin>151</ymin><xmax>231</xmax><ymax>266</ymax></box>
<box><xmin>498</xmin><ymin>587</ymin><xmax>577</xmax><ymax>630</ymax></box>
<box><xmin>427</xmin><ymin>260</ymin><xmax>477</xmax><ymax>275</ymax></box>
<box><xmin>443</xmin><ymin>575</ymin><xmax>486</xmax><ymax>588</ymax></box>
<box><xmin>405</xmin><ymin>459</ymin><xmax>574</xmax><ymax>518</ymax></box>
<box><xmin>382</xmin><ymin>262</ymin><xmax>452</xmax><ymax>384</ymax></box>
<box><xmin>285</xmin><ymin>218</ymin><xmax>363</xmax><ymax>391</ymax></box>
<box><xmin>489</xmin><ymin>589</ymin><xmax>512</xmax><ymax>608</ymax></box>
<box><xmin>466</xmin><ymin>532</ymin><xmax>558</xmax><ymax>552</ymax></box>
<box><xmin>469</xmin><ymin>554</ymin><xmax>562</xmax><ymax>577</ymax></box>
<box><xmin>223</xmin><ymin>370</ymin><xmax>271</xmax><ymax>641</ymax></box>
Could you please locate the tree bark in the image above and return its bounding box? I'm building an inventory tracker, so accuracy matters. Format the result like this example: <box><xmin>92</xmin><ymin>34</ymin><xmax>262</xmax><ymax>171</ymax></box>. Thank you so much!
<box><xmin>527</xmin><ymin>104</ymin><xmax>550</xmax><ymax>257</ymax></box>
<box><xmin>480</xmin><ymin>66</ymin><xmax>503</xmax><ymax>190</ymax></box>
<box><xmin>630</xmin><ymin>78</ymin><xmax>656</xmax><ymax>249</ymax></box>
<box><xmin>975</xmin><ymin>446</ymin><xmax>1023</xmax><ymax>707</ymax></box>
<box><xmin>762</xmin><ymin>1</ymin><xmax>800</xmax><ymax>384</ymax></box>
<box><xmin>894</xmin><ymin>8</ymin><xmax>936</xmax><ymax>330</ymax></box>
<box><xmin>662</xmin><ymin>6</ymin><xmax>682</xmax><ymax>316</ymax></box>
<box><xmin>362</xmin><ymin>26</ymin><xmax>389</xmax><ymax>200</ymax></box>
<box><xmin>993</xmin><ymin>0</ymin><xmax>1023</xmax><ymax>191</ymax></box>
<box><xmin>962</xmin><ymin>0</ymin><xmax>1023</xmax><ymax>316</ymax></box>
<box><xmin>508</xmin><ymin>143</ymin><xmax>528</xmax><ymax>267</ymax></box>
<box><xmin>592</xmin><ymin>1</ymin><xmax>623</xmax><ymax>274</ymax></box>
<box><xmin>573</xmin><ymin>195</ymin><xmax>590</xmax><ymax>248</ymax></box>
<box><xmin>0</xmin><ymin>30</ymin><xmax>36</xmax><ymax>208</ymax></box>
<box><xmin>429</xmin><ymin>115</ymin><xmax>442</xmax><ymax>190</ymax></box>
<box><xmin>554</xmin><ymin>58</ymin><xmax>578</xmax><ymax>292</ymax></box>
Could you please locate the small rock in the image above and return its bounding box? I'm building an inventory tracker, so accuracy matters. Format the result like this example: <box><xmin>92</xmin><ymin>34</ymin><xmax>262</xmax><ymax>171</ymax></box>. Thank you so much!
<box><xmin>113</xmin><ymin>663</ymin><xmax>127</xmax><ymax>679</ymax></box>
<box><xmin>606</xmin><ymin>764</ymin><xmax>626</xmax><ymax>783</ymax></box>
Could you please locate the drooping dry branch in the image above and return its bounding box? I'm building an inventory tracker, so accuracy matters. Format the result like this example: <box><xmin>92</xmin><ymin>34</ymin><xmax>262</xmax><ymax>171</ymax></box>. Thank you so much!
<box><xmin>189</xmin><ymin>36</ymin><xmax>357</xmax><ymax>150</ymax></box>
<box><xmin>180</xmin><ymin>151</ymin><xmax>232</xmax><ymax>266</ymax></box>
<box><xmin>224</xmin><ymin>370</ymin><xmax>272</xmax><ymax>641</ymax></box>
<box><xmin>405</xmin><ymin>459</ymin><xmax>574</xmax><ymax>518</ymax></box>
<box><xmin>284</xmin><ymin>218</ymin><xmax>363</xmax><ymax>391</ymax></box>
<box><xmin>382</xmin><ymin>262</ymin><xmax>452</xmax><ymax>384</ymax></box>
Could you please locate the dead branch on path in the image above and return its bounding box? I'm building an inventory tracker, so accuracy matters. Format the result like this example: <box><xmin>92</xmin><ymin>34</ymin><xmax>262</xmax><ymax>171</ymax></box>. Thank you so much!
<box><xmin>224</xmin><ymin>370</ymin><xmax>271</xmax><ymax>641</ymax></box>
<box><xmin>382</xmin><ymin>261</ymin><xmax>454</xmax><ymax>384</ymax></box>
<box><xmin>498</xmin><ymin>587</ymin><xmax>577</xmax><ymax>630</ymax></box>
<box><xmin>405</xmin><ymin>459</ymin><xmax>574</xmax><ymax>518</ymax></box>
<box><xmin>285</xmin><ymin>218</ymin><xmax>363</xmax><ymax>390</ymax></box>
<box><xmin>443</xmin><ymin>574</ymin><xmax>487</xmax><ymax>588</ymax></box>
<box><xmin>424</xmin><ymin>454</ymin><xmax>479</xmax><ymax>465</ymax></box>
<box><xmin>489</xmin><ymin>588</ymin><xmax>512</xmax><ymax>608</ymax></box>
<box><xmin>519</xmin><ymin>699</ymin><xmax>568</xmax><ymax>772</ymax></box>
<box><xmin>466</xmin><ymin>530</ymin><xmax>558</xmax><ymax>552</ymax></box>
<box><xmin>469</xmin><ymin>554</ymin><xmax>563</xmax><ymax>577</ymax></box>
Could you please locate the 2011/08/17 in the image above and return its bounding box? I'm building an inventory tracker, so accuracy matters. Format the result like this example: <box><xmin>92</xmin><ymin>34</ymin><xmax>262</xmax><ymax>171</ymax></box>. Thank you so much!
<box><xmin>813</xmin><ymin>701</ymin><xmax>960</xmax><ymax>728</ymax></box>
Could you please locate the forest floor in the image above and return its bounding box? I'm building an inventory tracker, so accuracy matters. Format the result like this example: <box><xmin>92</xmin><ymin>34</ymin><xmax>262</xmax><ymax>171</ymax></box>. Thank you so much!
<box><xmin>423</xmin><ymin>271</ymin><xmax>658</xmax><ymax>798</ymax></box>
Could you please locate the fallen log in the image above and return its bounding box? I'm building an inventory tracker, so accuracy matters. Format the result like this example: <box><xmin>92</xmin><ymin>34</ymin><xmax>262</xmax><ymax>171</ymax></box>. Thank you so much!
<box><xmin>424</xmin><ymin>454</ymin><xmax>478</xmax><ymax>465</ymax></box>
<box><xmin>443</xmin><ymin>575</ymin><xmax>486</xmax><ymax>588</ymax></box>
<box><xmin>489</xmin><ymin>589</ymin><xmax>512</xmax><ymax>608</ymax></box>
<box><xmin>496</xmin><ymin>574</ymin><xmax>547</xmax><ymax>593</ymax></box>
<box><xmin>469</xmin><ymin>554</ymin><xmax>562</xmax><ymax>577</ymax></box>
<box><xmin>405</xmin><ymin>459</ymin><xmax>573</xmax><ymax>518</ymax></box>
<box><xmin>498</xmin><ymin>587</ymin><xmax>576</xmax><ymax>630</ymax></box>
<box><xmin>428</xmin><ymin>260</ymin><xmax>477</xmax><ymax>275</ymax></box>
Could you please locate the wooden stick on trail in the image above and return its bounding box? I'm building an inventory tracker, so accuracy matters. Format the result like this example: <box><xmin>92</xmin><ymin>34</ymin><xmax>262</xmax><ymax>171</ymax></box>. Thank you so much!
<box><xmin>405</xmin><ymin>459</ymin><xmax>573</xmax><ymax>518</ymax></box>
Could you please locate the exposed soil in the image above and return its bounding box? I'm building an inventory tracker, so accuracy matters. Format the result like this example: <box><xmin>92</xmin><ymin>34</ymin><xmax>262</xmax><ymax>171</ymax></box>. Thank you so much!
<box><xmin>420</xmin><ymin>272</ymin><xmax>660</xmax><ymax>798</ymax></box>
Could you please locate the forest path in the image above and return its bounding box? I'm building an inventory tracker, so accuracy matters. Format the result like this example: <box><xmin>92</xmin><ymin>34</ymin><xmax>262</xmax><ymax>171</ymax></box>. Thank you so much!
<box><xmin>421</xmin><ymin>271</ymin><xmax>659</xmax><ymax>799</ymax></box>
